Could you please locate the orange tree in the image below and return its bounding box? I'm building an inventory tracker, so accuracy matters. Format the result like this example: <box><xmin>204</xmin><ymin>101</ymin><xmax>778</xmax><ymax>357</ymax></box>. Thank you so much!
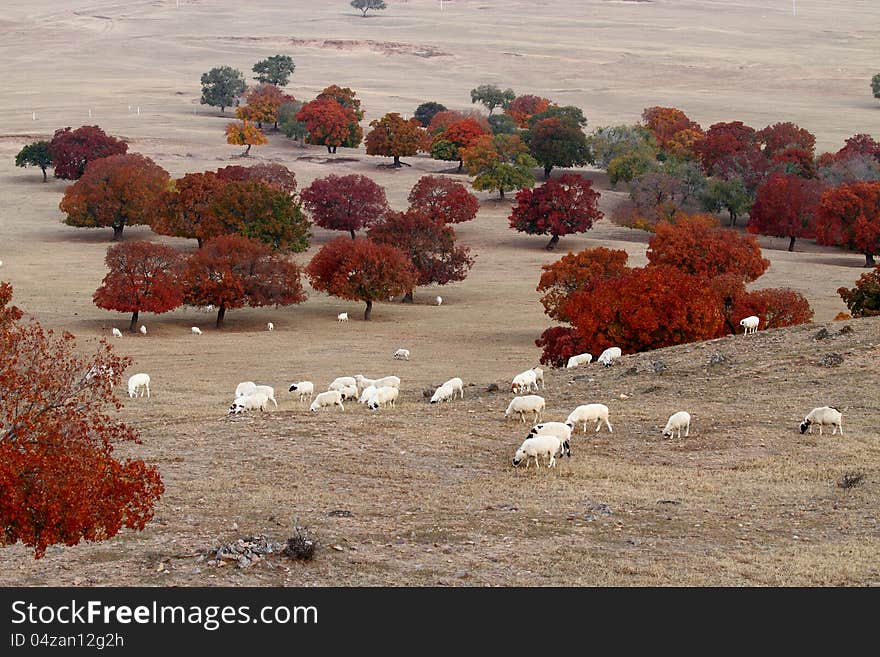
<box><xmin>316</xmin><ymin>85</ymin><xmax>364</xmax><ymax>148</ymax></box>
<box><xmin>504</xmin><ymin>95</ymin><xmax>553</xmax><ymax>128</ymax></box>
<box><xmin>461</xmin><ymin>133</ymin><xmax>537</xmax><ymax>200</ymax></box>
<box><xmin>429</xmin><ymin>117</ymin><xmax>488</xmax><ymax>172</ymax></box>
<box><xmin>295</xmin><ymin>97</ymin><xmax>358</xmax><ymax>153</ymax></box>
<box><xmin>0</xmin><ymin>284</ymin><xmax>164</xmax><ymax>558</ymax></box>
<box><xmin>93</xmin><ymin>241</ymin><xmax>185</xmax><ymax>332</ymax></box>
<box><xmin>306</xmin><ymin>237</ymin><xmax>416</xmax><ymax>320</ymax></box>
<box><xmin>153</xmin><ymin>171</ymin><xmax>228</xmax><ymax>247</ymax></box>
<box><xmin>815</xmin><ymin>181</ymin><xmax>880</xmax><ymax>267</ymax></box>
<box><xmin>536</xmin><ymin>247</ymin><xmax>630</xmax><ymax>322</ymax></box>
<box><xmin>236</xmin><ymin>83</ymin><xmax>292</xmax><ymax>130</ymax></box>
<box><xmin>59</xmin><ymin>153</ymin><xmax>169</xmax><ymax>241</ymax></box>
<box><xmin>225</xmin><ymin>120</ymin><xmax>267</xmax><ymax>156</ymax></box>
<box><xmin>365</xmin><ymin>112</ymin><xmax>426</xmax><ymax>167</ymax></box>
<box><xmin>181</xmin><ymin>234</ymin><xmax>306</xmax><ymax>328</ymax></box>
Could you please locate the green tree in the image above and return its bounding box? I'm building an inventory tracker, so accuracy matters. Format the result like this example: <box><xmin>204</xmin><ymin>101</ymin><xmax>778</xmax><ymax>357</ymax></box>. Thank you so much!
<box><xmin>587</xmin><ymin>124</ymin><xmax>657</xmax><ymax>169</ymax></box>
<box><xmin>525</xmin><ymin>117</ymin><xmax>592</xmax><ymax>179</ymax></box>
<box><xmin>488</xmin><ymin>114</ymin><xmax>518</xmax><ymax>135</ymax></box>
<box><xmin>607</xmin><ymin>151</ymin><xmax>655</xmax><ymax>186</ymax></box>
<box><xmin>872</xmin><ymin>73</ymin><xmax>880</xmax><ymax>101</ymax></box>
<box><xmin>200</xmin><ymin>66</ymin><xmax>247</xmax><ymax>113</ymax></box>
<box><xmin>462</xmin><ymin>134</ymin><xmax>537</xmax><ymax>200</ymax></box>
<box><xmin>702</xmin><ymin>177</ymin><xmax>753</xmax><ymax>227</ymax></box>
<box><xmin>470</xmin><ymin>84</ymin><xmax>516</xmax><ymax>115</ymax></box>
<box><xmin>14</xmin><ymin>141</ymin><xmax>53</xmax><ymax>182</ymax></box>
<box><xmin>351</xmin><ymin>0</ymin><xmax>386</xmax><ymax>17</ymax></box>
<box><xmin>278</xmin><ymin>101</ymin><xmax>307</xmax><ymax>144</ymax></box>
<box><xmin>414</xmin><ymin>101</ymin><xmax>447</xmax><ymax>127</ymax></box>
<box><xmin>252</xmin><ymin>55</ymin><xmax>295</xmax><ymax>86</ymax></box>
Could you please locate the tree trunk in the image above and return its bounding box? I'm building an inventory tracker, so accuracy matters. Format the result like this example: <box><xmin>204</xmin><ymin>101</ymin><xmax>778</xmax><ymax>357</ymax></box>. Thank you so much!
<box><xmin>788</xmin><ymin>235</ymin><xmax>797</xmax><ymax>252</ymax></box>
<box><xmin>112</xmin><ymin>224</ymin><xmax>124</xmax><ymax>241</ymax></box>
<box><xmin>327</xmin><ymin>145</ymin><xmax>333</xmax><ymax>154</ymax></box>
<box><xmin>221</xmin><ymin>106</ymin><xmax>226</xmax><ymax>114</ymax></box>
<box><xmin>393</xmin><ymin>155</ymin><xmax>401</xmax><ymax>168</ymax></box>
<box><xmin>41</xmin><ymin>167</ymin><xmax>47</xmax><ymax>182</ymax></box>
<box><xmin>402</xmin><ymin>290</ymin><xmax>414</xmax><ymax>304</ymax></box>
<box><xmin>498</xmin><ymin>188</ymin><xmax>505</xmax><ymax>200</ymax></box>
<box><xmin>364</xmin><ymin>299</ymin><xmax>372</xmax><ymax>321</ymax></box>
<box><xmin>865</xmin><ymin>252</ymin><xmax>876</xmax><ymax>268</ymax></box>
<box><xmin>349</xmin><ymin>229</ymin><xmax>356</xmax><ymax>240</ymax></box>
<box><xmin>457</xmin><ymin>159</ymin><xmax>463</xmax><ymax>172</ymax></box>
<box><xmin>361</xmin><ymin>9</ymin><xmax>368</xmax><ymax>17</ymax></box>
<box><xmin>544</xmin><ymin>165</ymin><xmax>552</xmax><ymax>179</ymax></box>
<box><xmin>242</xmin><ymin>144</ymin><xmax>251</xmax><ymax>156</ymax></box>
<box><xmin>197</xmin><ymin>237</ymin><xmax>204</xmax><ymax>248</ymax></box>
<box><xmin>729</xmin><ymin>211</ymin><xmax>737</xmax><ymax>227</ymax></box>
<box><xmin>216</xmin><ymin>305</ymin><xmax>226</xmax><ymax>329</ymax></box>
<box><xmin>129</xmin><ymin>310</ymin><xmax>139</xmax><ymax>333</ymax></box>
<box><xmin>546</xmin><ymin>234</ymin><xmax>560</xmax><ymax>250</ymax></box>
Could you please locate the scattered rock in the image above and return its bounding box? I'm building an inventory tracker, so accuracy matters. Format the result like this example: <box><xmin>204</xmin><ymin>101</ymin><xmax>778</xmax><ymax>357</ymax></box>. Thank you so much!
<box><xmin>623</xmin><ymin>366</ymin><xmax>638</xmax><ymax>376</ymax></box>
<box><xmin>838</xmin><ymin>325</ymin><xmax>854</xmax><ymax>336</ymax></box>
<box><xmin>328</xmin><ymin>509</ymin><xmax>353</xmax><ymax>518</ymax></box>
<box><xmin>422</xmin><ymin>386</ymin><xmax>437</xmax><ymax>398</ymax></box>
<box><xmin>838</xmin><ymin>472</ymin><xmax>864</xmax><ymax>489</ymax></box>
<box><xmin>819</xmin><ymin>352</ymin><xmax>844</xmax><ymax>367</ymax></box>
<box><xmin>814</xmin><ymin>328</ymin><xmax>831</xmax><ymax>341</ymax></box>
<box><xmin>619</xmin><ymin>393</ymin><xmax>630</xmax><ymax>400</ymax></box>
<box><xmin>708</xmin><ymin>352</ymin><xmax>726</xmax><ymax>366</ymax></box>
<box><xmin>454</xmin><ymin>570</ymin><xmax>470</xmax><ymax>579</ymax></box>
<box><xmin>652</xmin><ymin>360</ymin><xmax>667</xmax><ymax>373</ymax></box>
<box><xmin>584</xmin><ymin>501</ymin><xmax>613</xmax><ymax>521</ymax></box>
<box><xmin>656</xmin><ymin>499</ymin><xmax>681</xmax><ymax>505</ymax></box>
<box><xmin>486</xmin><ymin>383</ymin><xmax>499</xmax><ymax>392</ymax></box>
<box><xmin>204</xmin><ymin>534</ymin><xmax>284</xmax><ymax>568</ymax></box>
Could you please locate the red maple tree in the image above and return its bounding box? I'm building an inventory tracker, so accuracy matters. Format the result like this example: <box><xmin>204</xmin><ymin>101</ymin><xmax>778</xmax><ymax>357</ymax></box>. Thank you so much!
<box><xmin>154</xmin><ymin>171</ymin><xmax>227</xmax><ymax>247</ymax></box>
<box><xmin>504</xmin><ymin>95</ymin><xmax>553</xmax><ymax>128</ymax></box>
<box><xmin>0</xmin><ymin>285</ymin><xmax>164</xmax><ymax>558</ymax></box>
<box><xmin>306</xmin><ymin>237</ymin><xmax>417</xmax><ymax>320</ymax></box>
<box><xmin>407</xmin><ymin>176</ymin><xmax>479</xmax><ymax>224</ymax></box>
<box><xmin>58</xmin><ymin>153</ymin><xmax>170</xmax><ymax>240</ymax></box>
<box><xmin>733</xmin><ymin>287</ymin><xmax>814</xmax><ymax>330</ymax></box>
<box><xmin>756</xmin><ymin>122</ymin><xmax>816</xmax><ymax>159</ymax></box>
<box><xmin>535</xmin><ymin>325</ymin><xmax>593</xmax><ymax>368</ymax></box>
<box><xmin>429</xmin><ymin>117</ymin><xmax>488</xmax><ymax>171</ymax></box>
<box><xmin>295</xmin><ymin>97</ymin><xmax>358</xmax><ymax>153</ymax></box>
<box><xmin>747</xmin><ymin>172</ymin><xmax>821</xmax><ymax>251</ymax></box>
<box><xmin>641</xmin><ymin>106</ymin><xmax>702</xmax><ymax>149</ymax></box>
<box><xmin>694</xmin><ymin>121</ymin><xmax>762</xmax><ymax>181</ymax></box>
<box><xmin>215</xmin><ymin>163</ymin><xmax>297</xmax><ymax>194</ymax></box>
<box><xmin>365</xmin><ymin>112</ymin><xmax>426</xmax><ymax>167</ymax></box>
<box><xmin>181</xmin><ymin>234</ymin><xmax>306</xmax><ymax>328</ymax></box>
<box><xmin>93</xmin><ymin>241</ymin><xmax>185</xmax><ymax>332</ymax></box>
<box><xmin>815</xmin><ymin>181</ymin><xmax>880</xmax><ymax>266</ymax></box>
<box><xmin>48</xmin><ymin>125</ymin><xmax>128</xmax><ymax>180</ymax></box>
<box><xmin>316</xmin><ymin>84</ymin><xmax>365</xmax><ymax>147</ymax></box>
<box><xmin>235</xmin><ymin>83</ymin><xmax>292</xmax><ymax>130</ymax></box>
<box><xmin>647</xmin><ymin>214</ymin><xmax>769</xmax><ymax>282</ymax></box>
<box><xmin>300</xmin><ymin>174</ymin><xmax>388</xmax><ymax>239</ymax></box>
<box><xmin>367</xmin><ymin>210</ymin><xmax>475</xmax><ymax>302</ymax></box>
<box><xmin>508</xmin><ymin>173</ymin><xmax>603</xmax><ymax>250</ymax></box>
<box><xmin>536</xmin><ymin>247</ymin><xmax>630</xmax><ymax>322</ymax></box>
<box><xmin>426</xmin><ymin>110</ymin><xmax>491</xmax><ymax>138</ymax></box>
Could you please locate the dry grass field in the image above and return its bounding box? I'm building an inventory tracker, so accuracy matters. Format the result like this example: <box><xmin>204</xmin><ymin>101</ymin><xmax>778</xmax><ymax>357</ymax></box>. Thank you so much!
<box><xmin>0</xmin><ymin>0</ymin><xmax>878</xmax><ymax>585</ymax></box>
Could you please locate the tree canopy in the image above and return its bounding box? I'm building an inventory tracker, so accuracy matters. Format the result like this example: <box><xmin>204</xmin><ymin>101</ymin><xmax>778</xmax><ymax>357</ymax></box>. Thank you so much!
<box><xmin>15</xmin><ymin>141</ymin><xmax>53</xmax><ymax>182</ymax></box>
<box><xmin>252</xmin><ymin>54</ymin><xmax>295</xmax><ymax>86</ymax></box>
<box><xmin>200</xmin><ymin>66</ymin><xmax>247</xmax><ymax>113</ymax></box>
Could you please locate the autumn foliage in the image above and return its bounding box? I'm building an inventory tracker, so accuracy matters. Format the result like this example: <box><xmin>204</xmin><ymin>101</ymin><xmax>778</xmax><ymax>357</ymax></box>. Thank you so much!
<box><xmin>504</xmin><ymin>95</ymin><xmax>553</xmax><ymax>128</ymax></box>
<box><xmin>300</xmin><ymin>174</ymin><xmax>388</xmax><ymax>239</ymax></box>
<box><xmin>59</xmin><ymin>153</ymin><xmax>170</xmax><ymax>240</ymax></box>
<box><xmin>236</xmin><ymin>83</ymin><xmax>292</xmax><ymax>129</ymax></box>
<box><xmin>154</xmin><ymin>171</ymin><xmax>227</xmax><ymax>247</ymax></box>
<box><xmin>0</xmin><ymin>285</ymin><xmax>164</xmax><ymax>558</ymax></box>
<box><xmin>461</xmin><ymin>133</ymin><xmax>537</xmax><ymax>199</ymax></box>
<box><xmin>429</xmin><ymin>117</ymin><xmax>488</xmax><ymax>171</ymax></box>
<box><xmin>815</xmin><ymin>181</ymin><xmax>880</xmax><ymax>266</ymax></box>
<box><xmin>536</xmin><ymin>247</ymin><xmax>630</xmax><ymax>322</ymax></box>
<box><xmin>367</xmin><ymin>211</ymin><xmax>474</xmax><ymax>301</ymax></box>
<box><xmin>181</xmin><ymin>234</ymin><xmax>306</xmax><ymax>328</ymax></box>
<box><xmin>93</xmin><ymin>242</ymin><xmax>185</xmax><ymax>331</ymax></box>
<box><xmin>838</xmin><ymin>265</ymin><xmax>880</xmax><ymax>317</ymax></box>
<box><xmin>747</xmin><ymin>172</ymin><xmax>821</xmax><ymax>251</ymax></box>
<box><xmin>365</xmin><ymin>112</ymin><xmax>426</xmax><ymax>167</ymax></box>
<box><xmin>306</xmin><ymin>237</ymin><xmax>417</xmax><ymax>320</ymax></box>
<box><xmin>215</xmin><ymin>163</ymin><xmax>297</xmax><ymax>194</ymax></box>
<box><xmin>48</xmin><ymin>125</ymin><xmax>128</xmax><ymax>180</ymax></box>
<box><xmin>225</xmin><ymin>120</ymin><xmax>267</xmax><ymax>156</ymax></box>
<box><xmin>733</xmin><ymin>287</ymin><xmax>814</xmax><ymax>330</ymax></box>
<box><xmin>641</xmin><ymin>106</ymin><xmax>702</xmax><ymax>151</ymax></box>
<box><xmin>407</xmin><ymin>176</ymin><xmax>479</xmax><ymax>225</ymax></box>
<box><xmin>509</xmin><ymin>174</ymin><xmax>603</xmax><ymax>250</ymax></box>
<box><xmin>296</xmin><ymin>97</ymin><xmax>358</xmax><ymax>153</ymax></box>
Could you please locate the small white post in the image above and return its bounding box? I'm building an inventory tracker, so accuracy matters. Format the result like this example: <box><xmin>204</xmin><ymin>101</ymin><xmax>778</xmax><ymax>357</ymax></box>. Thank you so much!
<box><xmin>88</xmin><ymin>108</ymin><xmax>92</xmax><ymax>118</ymax></box>
<box><xmin>137</xmin><ymin>106</ymin><xmax>141</xmax><ymax>116</ymax></box>
<box><xmin>793</xmin><ymin>0</ymin><xmax>797</xmax><ymax>16</ymax></box>
<box><xmin>128</xmin><ymin>105</ymin><xmax>131</xmax><ymax>112</ymax></box>
<box><xmin>32</xmin><ymin>112</ymin><xmax>36</xmax><ymax>121</ymax></box>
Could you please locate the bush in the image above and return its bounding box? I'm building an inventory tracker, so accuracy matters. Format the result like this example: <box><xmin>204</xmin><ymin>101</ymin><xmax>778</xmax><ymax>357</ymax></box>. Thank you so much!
<box><xmin>838</xmin><ymin>266</ymin><xmax>880</xmax><ymax>317</ymax></box>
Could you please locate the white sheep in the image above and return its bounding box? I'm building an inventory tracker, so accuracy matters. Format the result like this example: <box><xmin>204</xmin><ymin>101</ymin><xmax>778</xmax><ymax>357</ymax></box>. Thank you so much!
<box><xmin>529</xmin><ymin>421</ymin><xmax>574</xmax><ymax>448</ymax></box>
<box><xmin>566</xmin><ymin>353</ymin><xmax>593</xmax><ymax>369</ymax></box>
<box><xmin>511</xmin><ymin>369</ymin><xmax>538</xmax><ymax>394</ymax></box>
<box><xmin>191</xmin><ymin>326</ymin><xmax>202</xmax><ymax>335</ymax></box>
<box><xmin>358</xmin><ymin>384</ymin><xmax>378</xmax><ymax>405</ymax></box>
<box><xmin>531</xmin><ymin>367</ymin><xmax>544</xmax><ymax>390</ymax></box>
<box><xmin>566</xmin><ymin>404</ymin><xmax>613</xmax><ymax>433</ymax></box>
<box><xmin>353</xmin><ymin>374</ymin><xmax>376</xmax><ymax>392</ymax></box>
<box><xmin>512</xmin><ymin>435</ymin><xmax>567</xmax><ymax>469</ymax></box>
<box><xmin>330</xmin><ymin>376</ymin><xmax>358</xmax><ymax>391</ymax></box>
<box><xmin>435</xmin><ymin>296</ymin><xmax>443</xmax><ymax>306</ymax></box>
<box><xmin>337</xmin><ymin>312</ymin><xmax>349</xmax><ymax>322</ymax></box>
<box><xmin>504</xmin><ymin>395</ymin><xmax>545</xmax><ymax>424</ymax></box>
<box><xmin>139</xmin><ymin>325</ymin><xmax>147</xmax><ymax>335</ymax></box>
<box><xmin>373</xmin><ymin>375</ymin><xmax>401</xmax><ymax>389</ymax></box>
<box><xmin>228</xmin><ymin>392</ymin><xmax>269</xmax><ymax>414</ymax></box>
<box><xmin>430</xmin><ymin>383</ymin><xmax>455</xmax><ymax>404</ymax></box>
<box><xmin>740</xmin><ymin>315</ymin><xmax>759</xmax><ymax>335</ymax></box>
<box><xmin>111</xmin><ymin>328</ymin><xmax>123</xmax><ymax>338</ymax></box>
<box><xmin>253</xmin><ymin>384</ymin><xmax>278</xmax><ymax>408</ymax></box>
<box><xmin>310</xmin><ymin>390</ymin><xmax>344</xmax><ymax>412</ymax></box>
<box><xmin>338</xmin><ymin>384</ymin><xmax>359</xmax><ymax>401</ymax></box>
<box><xmin>288</xmin><ymin>381</ymin><xmax>314</xmax><ymax>402</ymax></box>
<box><xmin>442</xmin><ymin>377</ymin><xmax>464</xmax><ymax>399</ymax></box>
<box><xmin>368</xmin><ymin>385</ymin><xmax>399</xmax><ymax>410</ymax></box>
<box><xmin>393</xmin><ymin>349</ymin><xmax>410</xmax><ymax>361</ymax></box>
<box><xmin>127</xmin><ymin>373</ymin><xmax>150</xmax><ymax>399</ymax></box>
<box><xmin>267</xmin><ymin>322</ymin><xmax>274</xmax><ymax>332</ymax></box>
<box><xmin>597</xmin><ymin>347</ymin><xmax>622</xmax><ymax>367</ymax></box>
<box><xmin>799</xmin><ymin>406</ymin><xmax>843</xmax><ymax>436</ymax></box>
<box><xmin>235</xmin><ymin>381</ymin><xmax>257</xmax><ymax>398</ymax></box>
<box><xmin>662</xmin><ymin>411</ymin><xmax>691</xmax><ymax>439</ymax></box>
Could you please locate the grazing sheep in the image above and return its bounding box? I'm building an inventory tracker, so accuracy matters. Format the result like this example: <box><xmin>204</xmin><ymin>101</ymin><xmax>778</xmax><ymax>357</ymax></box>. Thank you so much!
<box><xmin>504</xmin><ymin>395</ymin><xmax>545</xmax><ymax>424</ymax></box>
<box><xmin>139</xmin><ymin>325</ymin><xmax>147</xmax><ymax>335</ymax></box>
<box><xmin>566</xmin><ymin>404</ymin><xmax>613</xmax><ymax>433</ymax></box>
<box><xmin>288</xmin><ymin>381</ymin><xmax>314</xmax><ymax>402</ymax></box>
<box><xmin>191</xmin><ymin>326</ymin><xmax>202</xmax><ymax>335</ymax></box>
<box><xmin>430</xmin><ymin>383</ymin><xmax>456</xmax><ymax>404</ymax></box>
<box><xmin>531</xmin><ymin>367</ymin><xmax>544</xmax><ymax>390</ymax></box>
<box><xmin>330</xmin><ymin>376</ymin><xmax>358</xmax><ymax>391</ymax></box>
<box><xmin>127</xmin><ymin>373</ymin><xmax>150</xmax><ymax>399</ymax></box>
<box><xmin>368</xmin><ymin>385</ymin><xmax>399</xmax><ymax>410</ymax></box>
<box><xmin>353</xmin><ymin>375</ymin><xmax>376</xmax><ymax>392</ymax></box>
<box><xmin>435</xmin><ymin>296</ymin><xmax>443</xmax><ymax>306</ymax></box>
<box><xmin>740</xmin><ymin>315</ymin><xmax>759</xmax><ymax>335</ymax></box>
<box><xmin>512</xmin><ymin>435</ymin><xmax>568</xmax><ymax>469</ymax></box>
<box><xmin>228</xmin><ymin>392</ymin><xmax>269</xmax><ymax>415</ymax></box>
<box><xmin>111</xmin><ymin>328</ymin><xmax>123</xmax><ymax>338</ymax></box>
<box><xmin>511</xmin><ymin>369</ymin><xmax>538</xmax><ymax>394</ymax></box>
<box><xmin>393</xmin><ymin>348</ymin><xmax>410</xmax><ymax>361</ymax></box>
<box><xmin>267</xmin><ymin>322</ymin><xmax>274</xmax><ymax>332</ymax></box>
<box><xmin>373</xmin><ymin>375</ymin><xmax>401</xmax><ymax>389</ymax></box>
<box><xmin>338</xmin><ymin>384</ymin><xmax>359</xmax><ymax>401</ymax></box>
<box><xmin>253</xmin><ymin>384</ymin><xmax>278</xmax><ymax>408</ymax></box>
<box><xmin>310</xmin><ymin>390</ymin><xmax>345</xmax><ymax>412</ymax></box>
<box><xmin>235</xmin><ymin>381</ymin><xmax>257</xmax><ymax>398</ymax></box>
<box><xmin>597</xmin><ymin>347</ymin><xmax>622</xmax><ymax>367</ymax></box>
<box><xmin>566</xmin><ymin>353</ymin><xmax>593</xmax><ymax>369</ymax></box>
<box><xmin>442</xmin><ymin>377</ymin><xmax>464</xmax><ymax>399</ymax></box>
<box><xmin>528</xmin><ymin>421</ymin><xmax>574</xmax><ymax>451</ymax></box>
<box><xmin>662</xmin><ymin>411</ymin><xmax>691</xmax><ymax>439</ymax></box>
<box><xmin>799</xmin><ymin>406</ymin><xmax>843</xmax><ymax>436</ymax></box>
<box><xmin>358</xmin><ymin>384</ymin><xmax>378</xmax><ymax>405</ymax></box>
<box><xmin>337</xmin><ymin>312</ymin><xmax>349</xmax><ymax>322</ymax></box>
